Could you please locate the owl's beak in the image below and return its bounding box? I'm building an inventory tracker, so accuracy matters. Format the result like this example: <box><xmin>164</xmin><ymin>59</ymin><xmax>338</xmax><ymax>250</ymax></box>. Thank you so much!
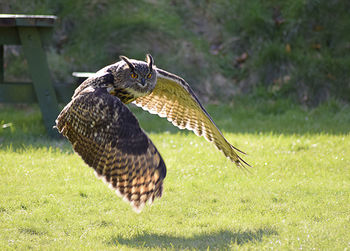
<box><xmin>140</xmin><ymin>78</ymin><xmax>146</xmax><ymax>86</ymax></box>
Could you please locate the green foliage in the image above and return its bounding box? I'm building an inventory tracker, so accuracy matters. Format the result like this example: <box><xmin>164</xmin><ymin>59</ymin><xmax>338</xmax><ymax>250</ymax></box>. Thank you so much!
<box><xmin>0</xmin><ymin>104</ymin><xmax>349</xmax><ymax>249</ymax></box>
<box><xmin>3</xmin><ymin>0</ymin><xmax>350</xmax><ymax>105</ymax></box>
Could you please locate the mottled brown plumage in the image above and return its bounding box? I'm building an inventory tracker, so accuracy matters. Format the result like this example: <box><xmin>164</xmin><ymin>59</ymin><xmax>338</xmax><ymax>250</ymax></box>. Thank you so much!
<box><xmin>56</xmin><ymin>54</ymin><xmax>249</xmax><ymax>212</ymax></box>
<box><xmin>56</xmin><ymin>81</ymin><xmax>166</xmax><ymax>212</ymax></box>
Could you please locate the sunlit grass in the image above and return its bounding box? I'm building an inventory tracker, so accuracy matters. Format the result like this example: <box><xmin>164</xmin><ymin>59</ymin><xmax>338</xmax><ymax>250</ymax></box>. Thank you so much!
<box><xmin>0</xmin><ymin>103</ymin><xmax>349</xmax><ymax>250</ymax></box>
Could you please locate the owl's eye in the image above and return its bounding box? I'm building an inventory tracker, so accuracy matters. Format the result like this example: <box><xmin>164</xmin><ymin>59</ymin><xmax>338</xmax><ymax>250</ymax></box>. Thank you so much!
<box><xmin>147</xmin><ymin>73</ymin><xmax>152</xmax><ymax>79</ymax></box>
<box><xmin>131</xmin><ymin>73</ymin><xmax>138</xmax><ymax>79</ymax></box>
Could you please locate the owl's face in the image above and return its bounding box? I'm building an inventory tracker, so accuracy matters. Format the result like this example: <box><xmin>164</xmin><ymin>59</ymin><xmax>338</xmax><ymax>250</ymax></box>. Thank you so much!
<box><xmin>103</xmin><ymin>54</ymin><xmax>157</xmax><ymax>99</ymax></box>
<box><xmin>121</xmin><ymin>57</ymin><xmax>157</xmax><ymax>95</ymax></box>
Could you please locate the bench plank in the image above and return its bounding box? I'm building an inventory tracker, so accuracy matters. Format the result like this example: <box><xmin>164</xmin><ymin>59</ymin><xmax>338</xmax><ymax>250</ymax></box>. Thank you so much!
<box><xmin>0</xmin><ymin>14</ymin><xmax>56</xmax><ymax>27</ymax></box>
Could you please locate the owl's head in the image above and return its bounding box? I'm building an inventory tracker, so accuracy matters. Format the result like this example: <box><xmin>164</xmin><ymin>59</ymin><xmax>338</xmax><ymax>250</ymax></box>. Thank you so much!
<box><xmin>75</xmin><ymin>54</ymin><xmax>156</xmax><ymax>100</ymax></box>
<box><xmin>109</xmin><ymin>54</ymin><xmax>157</xmax><ymax>96</ymax></box>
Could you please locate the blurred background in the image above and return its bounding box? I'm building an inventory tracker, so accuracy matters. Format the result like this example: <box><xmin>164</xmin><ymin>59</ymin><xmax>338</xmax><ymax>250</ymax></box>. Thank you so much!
<box><xmin>1</xmin><ymin>0</ymin><xmax>350</xmax><ymax>106</ymax></box>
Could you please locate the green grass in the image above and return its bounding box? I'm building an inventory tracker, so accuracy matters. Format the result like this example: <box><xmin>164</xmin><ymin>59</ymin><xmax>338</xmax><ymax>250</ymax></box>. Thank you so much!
<box><xmin>0</xmin><ymin>102</ymin><xmax>349</xmax><ymax>250</ymax></box>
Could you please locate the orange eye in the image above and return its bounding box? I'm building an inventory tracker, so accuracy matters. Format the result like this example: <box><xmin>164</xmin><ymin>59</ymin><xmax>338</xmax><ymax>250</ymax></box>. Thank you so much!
<box><xmin>147</xmin><ymin>73</ymin><xmax>152</xmax><ymax>79</ymax></box>
<box><xmin>131</xmin><ymin>73</ymin><xmax>138</xmax><ymax>79</ymax></box>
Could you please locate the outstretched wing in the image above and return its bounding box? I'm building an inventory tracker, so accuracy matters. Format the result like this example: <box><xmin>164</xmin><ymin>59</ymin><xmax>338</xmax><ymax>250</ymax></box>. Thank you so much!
<box><xmin>56</xmin><ymin>86</ymin><xmax>166</xmax><ymax>212</ymax></box>
<box><xmin>134</xmin><ymin>68</ymin><xmax>249</xmax><ymax>168</ymax></box>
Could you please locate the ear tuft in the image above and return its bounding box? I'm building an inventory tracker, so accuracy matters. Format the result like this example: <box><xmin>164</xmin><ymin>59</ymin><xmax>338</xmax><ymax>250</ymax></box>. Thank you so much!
<box><xmin>146</xmin><ymin>54</ymin><xmax>154</xmax><ymax>71</ymax></box>
<box><xmin>119</xmin><ymin>55</ymin><xmax>135</xmax><ymax>71</ymax></box>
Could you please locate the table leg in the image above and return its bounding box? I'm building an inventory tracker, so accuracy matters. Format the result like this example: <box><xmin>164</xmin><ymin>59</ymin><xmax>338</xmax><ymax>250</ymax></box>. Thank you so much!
<box><xmin>18</xmin><ymin>27</ymin><xmax>60</xmax><ymax>137</ymax></box>
<box><xmin>0</xmin><ymin>45</ymin><xmax>3</xmax><ymax>83</ymax></box>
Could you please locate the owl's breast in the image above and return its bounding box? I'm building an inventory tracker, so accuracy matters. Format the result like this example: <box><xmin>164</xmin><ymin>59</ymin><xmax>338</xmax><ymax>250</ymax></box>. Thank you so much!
<box><xmin>114</xmin><ymin>88</ymin><xmax>138</xmax><ymax>104</ymax></box>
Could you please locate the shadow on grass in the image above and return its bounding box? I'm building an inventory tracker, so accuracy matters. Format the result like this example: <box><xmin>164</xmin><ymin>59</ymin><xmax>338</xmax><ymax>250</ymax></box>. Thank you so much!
<box><xmin>109</xmin><ymin>227</ymin><xmax>278</xmax><ymax>249</ymax></box>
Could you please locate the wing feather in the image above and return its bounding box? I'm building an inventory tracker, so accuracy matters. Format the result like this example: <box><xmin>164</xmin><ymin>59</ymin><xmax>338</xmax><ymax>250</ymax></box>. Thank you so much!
<box><xmin>56</xmin><ymin>87</ymin><xmax>166</xmax><ymax>212</ymax></box>
<box><xmin>134</xmin><ymin>68</ymin><xmax>249</xmax><ymax>168</ymax></box>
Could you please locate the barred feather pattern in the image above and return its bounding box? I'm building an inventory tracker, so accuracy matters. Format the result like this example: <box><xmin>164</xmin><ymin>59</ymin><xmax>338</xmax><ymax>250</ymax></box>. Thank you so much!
<box><xmin>134</xmin><ymin>68</ymin><xmax>250</xmax><ymax>168</ymax></box>
<box><xmin>56</xmin><ymin>86</ymin><xmax>166</xmax><ymax>212</ymax></box>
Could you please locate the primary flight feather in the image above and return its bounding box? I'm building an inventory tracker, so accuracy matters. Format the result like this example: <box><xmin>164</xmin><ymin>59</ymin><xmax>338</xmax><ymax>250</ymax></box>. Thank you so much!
<box><xmin>56</xmin><ymin>54</ymin><xmax>249</xmax><ymax>212</ymax></box>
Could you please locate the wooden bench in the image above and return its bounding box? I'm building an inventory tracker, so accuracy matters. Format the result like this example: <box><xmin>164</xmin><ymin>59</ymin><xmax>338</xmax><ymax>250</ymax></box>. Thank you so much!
<box><xmin>72</xmin><ymin>72</ymin><xmax>95</xmax><ymax>85</ymax></box>
<box><xmin>0</xmin><ymin>14</ymin><xmax>78</xmax><ymax>137</ymax></box>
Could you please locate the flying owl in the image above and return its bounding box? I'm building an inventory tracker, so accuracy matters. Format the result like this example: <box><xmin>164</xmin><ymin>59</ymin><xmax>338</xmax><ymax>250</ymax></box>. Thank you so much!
<box><xmin>56</xmin><ymin>54</ymin><xmax>249</xmax><ymax>212</ymax></box>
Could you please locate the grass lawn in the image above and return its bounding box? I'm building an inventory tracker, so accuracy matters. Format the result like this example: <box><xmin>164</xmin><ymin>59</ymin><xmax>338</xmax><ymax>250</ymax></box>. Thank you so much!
<box><xmin>0</xmin><ymin>101</ymin><xmax>349</xmax><ymax>250</ymax></box>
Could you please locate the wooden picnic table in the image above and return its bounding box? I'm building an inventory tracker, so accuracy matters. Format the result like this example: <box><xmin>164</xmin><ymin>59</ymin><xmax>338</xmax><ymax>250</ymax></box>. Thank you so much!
<box><xmin>0</xmin><ymin>14</ymin><xmax>61</xmax><ymax>137</ymax></box>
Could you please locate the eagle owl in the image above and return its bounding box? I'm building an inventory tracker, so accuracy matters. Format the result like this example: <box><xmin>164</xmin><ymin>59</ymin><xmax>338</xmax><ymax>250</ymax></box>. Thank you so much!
<box><xmin>56</xmin><ymin>54</ymin><xmax>249</xmax><ymax>212</ymax></box>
